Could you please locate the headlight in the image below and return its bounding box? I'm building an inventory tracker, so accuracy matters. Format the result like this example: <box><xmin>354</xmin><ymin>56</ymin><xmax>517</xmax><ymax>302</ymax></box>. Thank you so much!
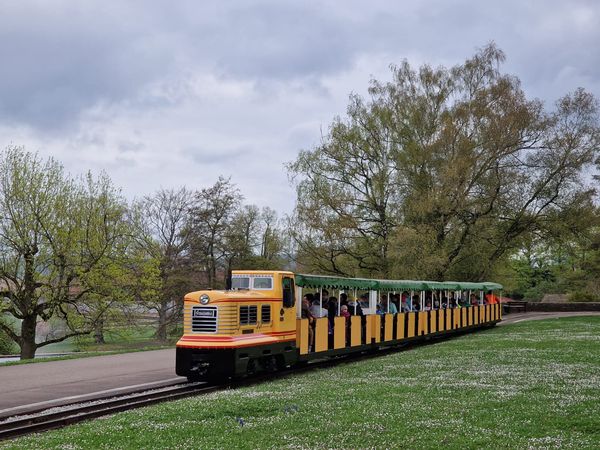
<box><xmin>200</xmin><ymin>294</ymin><xmax>210</xmax><ymax>305</ymax></box>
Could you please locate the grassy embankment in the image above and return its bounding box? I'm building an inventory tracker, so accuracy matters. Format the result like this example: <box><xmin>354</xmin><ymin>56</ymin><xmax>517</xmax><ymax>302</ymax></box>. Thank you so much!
<box><xmin>3</xmin><ymin>317</ymin><xmax>600</xmax><ymax>449</ymax></box>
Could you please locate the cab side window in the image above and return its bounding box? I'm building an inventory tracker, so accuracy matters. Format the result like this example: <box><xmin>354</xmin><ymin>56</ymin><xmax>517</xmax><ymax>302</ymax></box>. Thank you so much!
<box><xmin>282</xmin><ymin>277</ymin><xmax>295</xmax><ymax>308</ymax></box>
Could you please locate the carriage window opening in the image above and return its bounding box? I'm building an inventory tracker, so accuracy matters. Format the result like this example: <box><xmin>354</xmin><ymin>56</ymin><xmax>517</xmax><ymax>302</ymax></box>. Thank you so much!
<box><xmin>232</xmin><ymin>277</ymin><xmax>250</xmax><ymax>289</ymax></box>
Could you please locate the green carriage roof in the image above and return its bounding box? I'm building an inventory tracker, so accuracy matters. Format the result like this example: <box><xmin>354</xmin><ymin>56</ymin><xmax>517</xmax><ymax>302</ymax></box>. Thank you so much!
<box><xmin>375</xmin><ymin>279</ymin><xmax>428</xmax><ymax>291</ymax></box>
<box><xmin>294</xmin><ymin>274</ymin><xmax>378</xmax><ymax>290</ymax></box>
<box><xmin>295</xmin><ymin>274</ymin><xmax>502</xmax><ymax>291</ymax></box>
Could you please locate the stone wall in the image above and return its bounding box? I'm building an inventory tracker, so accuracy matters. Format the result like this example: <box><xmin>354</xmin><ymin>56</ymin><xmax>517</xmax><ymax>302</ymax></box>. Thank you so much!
<box><xmin>526</xmin><ymin>302</ymin><xmax>600</xmax><ymax>312</ymax></box>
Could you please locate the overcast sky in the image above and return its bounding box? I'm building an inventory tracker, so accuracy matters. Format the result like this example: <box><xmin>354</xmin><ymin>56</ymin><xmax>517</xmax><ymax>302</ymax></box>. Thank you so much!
<box><xmin>1</xmin><ymin>1</ymin><xmax>599</xmax><ymax>214</ymax></box>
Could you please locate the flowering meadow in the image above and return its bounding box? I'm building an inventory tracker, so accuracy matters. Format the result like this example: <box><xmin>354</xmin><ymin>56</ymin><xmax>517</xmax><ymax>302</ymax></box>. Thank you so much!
<box><xmin>3</xmin><ymin>317</ymin><xmax>599</xmax><ymax>449</ymax></box>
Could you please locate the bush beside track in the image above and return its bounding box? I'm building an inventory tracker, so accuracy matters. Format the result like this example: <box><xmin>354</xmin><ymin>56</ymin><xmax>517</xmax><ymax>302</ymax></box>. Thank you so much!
<box><xmin>3</xmin><ymin>317</ymin><xmax>600</xmax><ymax>449</ymax></box>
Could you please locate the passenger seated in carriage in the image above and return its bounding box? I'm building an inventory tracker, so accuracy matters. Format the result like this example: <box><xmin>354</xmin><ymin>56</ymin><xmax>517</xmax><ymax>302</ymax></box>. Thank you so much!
<box><xmin>347</xmin><ymin>297</ymin><xmax>364</xmax><ymax>316</ymax></box>
<box><xmin>401</xmin><ymin>292</ymin><xmax>411</xmax><ymax>312</ymax></box>
<box><xmin>340</xmin><ymin>305</ymin><xmax>351</xmax><ymax>345</ymax></box>
<box><xmin>326</xmin><ymin>296</ymin><xmax>338</xmax><ymax>318</ymax></box>
<box><xmin>339</xmin><ymin>292</ymin><xmax>348</xmax><ymax>309</ymax></box>
<box><xmin>380</xmin><ymin>294</ymin><xmax>398</xmax><ymax>314</ymax></box>
<box><xmin>310</xmin><ymin>296</ymin><xmax>328</xmax><ymax>318</ymax></box>
<box><xmin>412</xmin><ymin>295</ymin><xmax>421</xmax><ymax>311</ymax></box>
<box><xmin>358</xmin><ymin>293</ymin><xmax>369</xmax><ymax>310</ymax></box>
<box><xmin>449</xmin><ymin>293</ymin><xmax>458</xmax><ymax>308</ymax></box>
<box><xmin>301</xmin><ymin>295</ymin><xmax>315</xmax><ymax>350</ymax></box>
<box><xmin>470</xmin><ymin>293</ymin><xmax>479</xmax><ymax>307</ymax></box>
<box><xmin>441</xmin><ymin>295</ymin><xmax>448</xmax><ymax>309</ymax></box>
<box><xmin>392</xmin><ymin>293</ymin><xmax>401</xmax><ymax>311</ymax></box>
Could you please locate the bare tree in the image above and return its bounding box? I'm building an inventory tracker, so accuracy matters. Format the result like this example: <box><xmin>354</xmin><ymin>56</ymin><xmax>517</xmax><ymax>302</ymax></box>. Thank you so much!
<box><xmin>187</xmin><ymin>177</ymin><xmax>242</xmax><ymax>288</ymax></box>
<box><xmin>132</xmin><ymin>187</ymin><xmax>193</xmax><ymax>341</ymax></box>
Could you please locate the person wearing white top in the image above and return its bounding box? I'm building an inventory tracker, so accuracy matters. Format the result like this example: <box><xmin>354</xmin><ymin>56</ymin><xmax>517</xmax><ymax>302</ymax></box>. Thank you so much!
<box><xmin>309</xmin><ymin>300</ymin><xmax>328</xmax><ymax>318</ymax></box>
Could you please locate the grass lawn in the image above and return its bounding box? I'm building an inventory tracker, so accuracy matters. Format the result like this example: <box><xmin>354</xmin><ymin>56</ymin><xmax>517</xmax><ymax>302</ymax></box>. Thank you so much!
<box><xmin>3</xmin><ymin>317</ymin><xmax>599</xmax><ymax>449</ymax></box>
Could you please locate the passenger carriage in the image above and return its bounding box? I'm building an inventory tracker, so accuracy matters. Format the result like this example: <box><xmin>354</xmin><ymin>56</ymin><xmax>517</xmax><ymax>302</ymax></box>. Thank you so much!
<box><xmin>176</xmin><ymin>270</ymin><xmax>502</xmax><ymax>381</ymax></box>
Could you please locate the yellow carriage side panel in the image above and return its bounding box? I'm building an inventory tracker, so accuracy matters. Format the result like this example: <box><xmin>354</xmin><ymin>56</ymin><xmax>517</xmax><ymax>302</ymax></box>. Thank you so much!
<box><xmin>297</xmin><ymin>319</ymin><xmax>309</xmax><ymax>355</ymax></box>
<box><xmin>481</xmin><ymin>305</ymin><xmax>487</xmax><ymax>323</ymax></box>
<box><xmin>371</xmin><ymin>315</ymin><xmax>381</xmax><ymax>343</ymax></box>
<box><xmin>453</xmin><ymin>309</ymin><xmax>460</xmax><ymax>329</ymax></box>
<box><xmin>419</xmin><ymin>311</ymin><xmax>428</xmax><ymax>335</ymax></box>
<box><xmin>490</xmin><ymin>304</ymin><xmax>495</xmax><ymax>321</ymax></box>
<box><xmin>438</xmin><ymin>309</ymin><xmax>445</xmax><ymax>331</ymax></box>
<box><xmin>334</xmin><ymin>316</ymin><xmax>346</xmax><ymax>349</ymax></box>
<box><xmin>366</xmin><ymin>315</ymin><xmax>373</xmax><ymax>344</ymax></box>
<box><xmin>430</xmin><ymin>310</ymin><xmax>437</xmax><ymax>333</ymax></box>
<box><xmin>474</xmin><ymin>306</ymin><xmax>479</xmax><ymax>325</ymax></box>
<box><xmin>445</xmin><ymin>309</ymin><xmax>451</xmax><ymax>331</ymax></box>
<box><xmin>461</xmin><ymin>308</ymin><xmax>467</xmax><ymax>328</ymax></box>
<box><xmin>350</xmin><ymin>316</ymin><xmax>361</xmax><ymax>346</ymax></box>
<box><xmin>396</xmin><ymin>313</ymin><xmax>405</xmax><ymax>339</ymax></box>
<box><xmin>407</xmin><ymin>312</ymin><xmax>416</xmax><ymax>337</ymax></box>
<box><xmin>314</xmin><ymin>318</ymin><xmax>328</xmax><ymax>352</ymax></box>
<box><xmin>384</xmin><ymin>314</ymin><xmax>394</xmax><ymax>341</ymax></box>
<box><xmin>498</xmin><ymin>303</ymin><xmax>502</xmax><ymax>320</ymax></box>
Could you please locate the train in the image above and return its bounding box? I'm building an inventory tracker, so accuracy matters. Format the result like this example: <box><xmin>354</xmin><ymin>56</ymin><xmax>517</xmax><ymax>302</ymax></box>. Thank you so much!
<box><xmin>175</xmin><ymin>270</ymin><xmax>502</xmax><ymax>381</ymax></box>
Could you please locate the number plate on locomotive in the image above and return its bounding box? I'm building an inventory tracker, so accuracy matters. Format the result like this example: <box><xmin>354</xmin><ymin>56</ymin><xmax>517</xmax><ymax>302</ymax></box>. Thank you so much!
<box><xmin>193</xmin><ymin>308</ymin><xmax>216</xmax><ymax>318</ymax></box>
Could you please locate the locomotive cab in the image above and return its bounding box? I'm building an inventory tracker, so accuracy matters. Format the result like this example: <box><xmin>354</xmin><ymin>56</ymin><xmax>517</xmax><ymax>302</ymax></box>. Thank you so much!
<box><xmin>175</xmin><ymin>270</ymin><xmax>298</xmax><ymax>381</ymax></box>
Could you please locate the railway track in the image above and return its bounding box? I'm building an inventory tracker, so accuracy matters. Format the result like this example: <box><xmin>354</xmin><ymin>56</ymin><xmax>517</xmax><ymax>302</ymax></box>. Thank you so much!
<box><xmin>0</xmin><ymin>381</ymin><xmax>215</xmax><ymax>441</ymax></box>
<box><xmin>0</xmin><ymin>353</ymin><xmax>375</xmax><ymax>441</ymax></box>
<box><xmin>0</xmin><ymin>330</ymin><xmax>487</xmax><ymax>441</ymax></box>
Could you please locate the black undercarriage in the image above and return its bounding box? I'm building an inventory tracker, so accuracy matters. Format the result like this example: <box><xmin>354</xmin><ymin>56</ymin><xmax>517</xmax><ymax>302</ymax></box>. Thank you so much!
<box><xmin>176</xmin><ymin>342</ymin><xmax>298</xmax><ymax>382</ymax></box>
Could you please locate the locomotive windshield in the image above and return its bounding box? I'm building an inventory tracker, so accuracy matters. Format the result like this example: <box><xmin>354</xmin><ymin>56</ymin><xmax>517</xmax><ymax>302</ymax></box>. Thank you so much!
<box><xmin>253</xmin><ymin>277</ymin><xmax>273</xmax><ymax>289</ymax></box>
<box><xmin>231</xmin><ymin>276</ymin><xmax>250</xmax><ymax>289</ymax></box>
<box><xmin>231</xmin><ymin>274</ymin><xmax>273</xmax><ymax>290</ymax></box>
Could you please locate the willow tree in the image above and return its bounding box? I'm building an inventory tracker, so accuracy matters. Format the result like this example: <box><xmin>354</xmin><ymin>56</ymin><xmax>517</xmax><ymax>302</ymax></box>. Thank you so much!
<box><xmin>0</xmin><ymin>147</ymin><xmax>129</xmax><ymax>359</ymax></box>
<box><xmin>289</xmin><ymin>44</ymin><xmax>600</xmax><ymax>281</ymax></box>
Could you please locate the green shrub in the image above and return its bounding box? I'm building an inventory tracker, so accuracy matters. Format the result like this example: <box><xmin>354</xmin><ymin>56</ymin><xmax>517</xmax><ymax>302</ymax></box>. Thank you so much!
<box><xmin>0</xmin><ymin>317</ymin><xmax>16</xmax><ymax>354</ymax></box>
<box><xmin>568</xmin><ymin>291</ymin><xmax>600</xmax><ymax>303</ymax></box>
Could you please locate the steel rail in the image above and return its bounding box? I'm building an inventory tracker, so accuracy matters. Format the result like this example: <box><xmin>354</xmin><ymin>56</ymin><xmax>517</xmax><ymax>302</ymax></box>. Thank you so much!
<box><xmin>0</xmin><ymin>382</ymin><xmax>215</xmax><ymax>441</ymax></box>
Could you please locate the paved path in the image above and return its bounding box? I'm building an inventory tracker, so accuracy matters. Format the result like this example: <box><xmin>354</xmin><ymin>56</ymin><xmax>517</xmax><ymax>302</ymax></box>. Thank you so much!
<box><xmin>499</xmin><ymin>311</ymin><xmax>600</xmax><ymax>325</ymax></box>
<box><xmin>0</xmin><ymin>348</ymin><xmax>183</xmax><ymax>417</ymax></box>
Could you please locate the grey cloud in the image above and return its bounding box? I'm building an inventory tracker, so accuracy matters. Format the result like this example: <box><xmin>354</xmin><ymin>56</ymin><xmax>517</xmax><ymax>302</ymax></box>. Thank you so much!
<box><xmin>1</xmin><ymin>0</ymin><xmax>599</xmax><ymax>145</ymax></box>
<box><xmin>0</xmin><ymin>3</ymin><xmax>179</xmax><ymax>131</ymax></box>
<box><xmin>184</xmin><ymin>146</ymin><xmax>247</xmax><ymax>166</ymax></box>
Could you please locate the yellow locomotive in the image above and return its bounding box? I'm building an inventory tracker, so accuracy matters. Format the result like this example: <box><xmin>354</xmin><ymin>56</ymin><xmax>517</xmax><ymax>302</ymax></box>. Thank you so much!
<box><xmin>176</xmin><ymin>270</ymin><xmax>502</xmax><ymax>381</ymax></box>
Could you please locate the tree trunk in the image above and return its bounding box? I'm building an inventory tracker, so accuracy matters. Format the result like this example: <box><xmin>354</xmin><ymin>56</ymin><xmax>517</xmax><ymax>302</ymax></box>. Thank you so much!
<box><xmin>19</xmin><ymin>315</ymin><xmax>37</xmax><ymax>360</ymax></box>
<box><xmin>94</xmin><ymin>319</ymin><xmax>105</xmax><ymax>344</ymax></box>
<box><xmin>156</xmin><ymin>303</ymin><xmax>168</xmax><ymax>342</ymax></box>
